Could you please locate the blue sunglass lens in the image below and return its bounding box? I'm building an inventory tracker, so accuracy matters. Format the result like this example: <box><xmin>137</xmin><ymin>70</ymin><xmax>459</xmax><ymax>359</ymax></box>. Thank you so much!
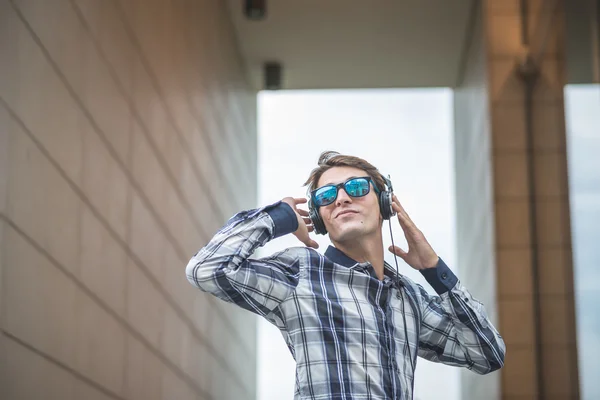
<box><xmin>345</xmin><ymin>178</ymin><xmax>370</xmax><ymax>197</ymax></box>
<box><xmin>314</xmin><ymin>186</ymin><xmax>337</xmax><ymax>206</ymax></box>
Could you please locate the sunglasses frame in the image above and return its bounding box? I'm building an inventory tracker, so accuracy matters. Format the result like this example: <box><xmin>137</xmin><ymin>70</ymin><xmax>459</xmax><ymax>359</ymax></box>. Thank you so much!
<box><xmin>311</xmin><ymin>176</ymin><xmax>380</xmax><ymax>208</ymax></box>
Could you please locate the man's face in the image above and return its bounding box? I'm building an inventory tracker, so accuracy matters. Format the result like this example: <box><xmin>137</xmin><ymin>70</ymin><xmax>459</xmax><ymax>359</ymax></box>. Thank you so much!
<box><xmin>315</xmin><ymin>166</ymin><xmax>382</xmax><ymax>243</ymax></box>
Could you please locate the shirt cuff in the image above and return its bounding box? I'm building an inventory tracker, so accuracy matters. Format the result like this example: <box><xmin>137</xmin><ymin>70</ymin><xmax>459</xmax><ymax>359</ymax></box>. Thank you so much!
<box><xmin>419</xmin><ymin>258</ymin><xmax>458</xmax><ymax>295</ymax></box>
<box><xmin>264</xmin><ymin>201</ymin><xmax>299</xmax><ymax>239</ymax></box>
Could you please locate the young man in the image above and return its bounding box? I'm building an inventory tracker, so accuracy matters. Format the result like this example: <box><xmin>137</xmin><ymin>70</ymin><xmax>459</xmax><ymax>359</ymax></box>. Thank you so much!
<box><xmin>186</xmin><ymin>151</ymin><xmax>505</xmax><ymax>399</ymax></box>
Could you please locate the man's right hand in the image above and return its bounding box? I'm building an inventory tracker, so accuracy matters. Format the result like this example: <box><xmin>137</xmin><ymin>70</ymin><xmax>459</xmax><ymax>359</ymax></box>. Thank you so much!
<box><xmin>281</xmin><ymin>197</ymin><xmax>319</xmax><ymax>249</ymax></box>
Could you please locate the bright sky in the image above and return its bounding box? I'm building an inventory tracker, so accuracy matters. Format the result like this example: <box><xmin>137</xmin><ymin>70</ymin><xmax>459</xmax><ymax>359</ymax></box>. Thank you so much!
<box><xmin>564</xmin><ymin>84</ymin><xmax>600</xmax><ymax>400</ymax></box>
<box><xmin>255</xmin><ymin>88</ymin><xmax>459</xmax><ymax>400</ymax></box>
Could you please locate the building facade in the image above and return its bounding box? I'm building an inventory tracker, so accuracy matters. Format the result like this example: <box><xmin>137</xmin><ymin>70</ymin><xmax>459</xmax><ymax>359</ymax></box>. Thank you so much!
<box><xmin>1</xmin><ymin>0</ymin><xmax>257</xmax><ymax>398</ymax></box>
<box><xmin>1</xmin><ymin>0</ymin><xmax>598</xmax><ymax>399</ymax></box>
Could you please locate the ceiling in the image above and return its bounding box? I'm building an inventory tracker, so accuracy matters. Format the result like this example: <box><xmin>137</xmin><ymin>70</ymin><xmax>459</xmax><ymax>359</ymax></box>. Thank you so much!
<box><xmin>226</xmin><ymin>0</ymin><xmax>476</xmax><ymax>90</ymax></box>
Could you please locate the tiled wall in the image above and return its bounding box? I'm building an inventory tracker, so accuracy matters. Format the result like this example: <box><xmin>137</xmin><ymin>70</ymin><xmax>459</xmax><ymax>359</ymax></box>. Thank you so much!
<box><xmin>0</xmin><ymin>0</ymin><xmax>258</xmax><ymax>399</ymax></box>
<box><xmin>453</xmin><ymin>3</ymin><xmax>501</xmax><ymax>399</ymax></box>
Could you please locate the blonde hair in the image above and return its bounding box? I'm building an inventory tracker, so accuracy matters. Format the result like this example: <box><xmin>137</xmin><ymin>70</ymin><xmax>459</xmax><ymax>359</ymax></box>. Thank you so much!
<box><xmin>303</xmin><ymin>151</ymin><xmax>386</xmax><ymax>197</ymax></box>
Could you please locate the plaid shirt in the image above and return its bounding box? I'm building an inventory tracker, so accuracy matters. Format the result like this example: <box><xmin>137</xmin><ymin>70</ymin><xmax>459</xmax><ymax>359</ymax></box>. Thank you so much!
<box><xmin>186</xmin><ymin>201</ymin><xmax>505</xmax><ymax>399</ymax></box>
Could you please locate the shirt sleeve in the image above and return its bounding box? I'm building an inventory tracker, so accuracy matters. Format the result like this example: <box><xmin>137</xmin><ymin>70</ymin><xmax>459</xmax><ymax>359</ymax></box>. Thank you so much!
<box><xmin>185</xmin><ymin>200</ymin><xmax>302</xmax><ymax>317</ymax></box>
<box><xmin>415</xmin><ymin>258</ymin><xmax>506</xmax><ymax>374</ymax></box>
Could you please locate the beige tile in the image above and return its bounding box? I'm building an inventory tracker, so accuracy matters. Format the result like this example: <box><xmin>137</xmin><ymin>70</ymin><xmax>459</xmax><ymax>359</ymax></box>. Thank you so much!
<box><xmin>156</xmin><ymin>187</ymin><xmax>195</xmax><ymax>250</ymax></box>
<box><xmin>534</xmin><ymin>57</ymin><xmax>567</xmax><ymax>103</ymax></box>
<box><xmin>207</xmin><ymin>308</ymin><xmax>228</xmax><ymax>357</ymax></box>
<box><xmin>7</xmin><ymin>123</ymin><xmax>81</xmax><ymax>274</ymax></box>
<box><xmin>0</xmin><ymin>335</ymin><xmax>75</xmax><ymax>399</ymax></box>
<box><xmin>79</xmin><ymin>40</ymin><xmax>132</xmax><ymax>164</ymax></box>
<box><xmin>162</xmin><ymin>128</ymin><xmax>185</xmax><ymax>186</ymax></box>
<box><xmin>13</xmin><ymin>0</ymin><xmax>88</xmax><ymax>93</ymax></box>
<box><xmin>528</xmin><ymin>7</ymin><xmax>565</xmax><ymax>58</ymax></box>
<box><xmin>0</xmin><ymin>107</ymin><xmax>9</xmax><ymax>215</ymax></box>
<box><xmin>489</xmin><ymin>57</ymin><xmax>524</xmax><ymax>105</ymax></box>
<box><xmin>79</xmin><ymin>207</ymin><xmax>127</xmax><ymax>317</ymax></box>
<box><xmin>183</xmin><ymin>338</ymin><xmax>209</xmax><ymax>393</ymax></box>
<box><xmin>502</xmin><ymin>346</ymin><xmax>538</xmax><ymax>396</ymax></box>
<box><xmin>0</xmin><ymin>335</ymin><xmax>5</xmax><ymax>395</ymax></box>
<box><xmin>0</xmin><ymin>0</ymin><xmax>19</xmax><ymax>108</ymax></box>
<box><xmin>191</xmin><ymin>291</ymin><xmax>212</xmax><ymax>338</ymax></box>
<box><xmin>0</xmin><ymin>220</ymin><xmax>3</xmax><ymax>319</ymax></box>
<box><xmin>10</xmin><ymin>23</ymin><xmax>84</xmax><ymax>186</ymax></box>
<box><xmin>534</xmin><ymin>151</ymin><xmax>567</xmax><ymax>197</ymax></box>
<box><xmin>75</xmin><ymin>0</ymin><xmax>135</xmax><ymax>92</ymax></box>
<box><xmin>127</xmin><ymin>260</ymin><xmax>166</xmax><ymax>348</ymax></box>
<box><xmin>124</xmin><ymin>334</ymin><xmax>163</xmax><ymax>400</ymax></box>
<box><xmin>161</xmin><ymin>307</ymin><xmax>188</xmax><ymax>372</ymax></box>
<box><xmin>73</xmin><ymin>380</ymin><xmax>115</xmax><ymax>400</ymax></box>
<box><xmin>491</xmin><ymin>104</ymin><xmax>527</xmax><ymax>150</ymax></box>
<box><xmin>131</xmin><ymin>59</ymin><xmax>170</xmax><ymax>152</ymax></box>
<box><xmin>487</xmin><ymin>0</ymin><xmax>551</xmax><ymax>15</ymax></box>
<box><xmin>541</xmin><ymin>346</ymin><xmax>578</xmax><ymax>396</ymax></box>
<box><xmin>495</xmin><ymin>200</ymin><xmax>531</xmax><ymax>247</ymax></box>
<box><xmin>488</xmin><ymin>0</ymin><xmax>565</xmax><ymax>55</ymax></box>
<box><xmin>71</xmin><ymin>0</ymin><xmax>103</xmax><ymax>37</ymax></box>
<box><xmin>498</xmin><ymin>298</ymin><xmax>535</xmax><ymax>345</ymax></box>
<box><xmin>535</xmin><ymin>199</ymin><xmax>569</xmax><ymax>246</ymax></box>
<box><xmin>163</xmin><ymin>243</ymin><xmax>196</xmax><ymax>316</ymax></box>
<box><xmin>81</xmin><ymin>121</ymin><xmax>130</xmax><ymax>240</ymax></box>
<box><xmin>128</xmin><ymin>192</ymin><xmax>167</xmax><ymax>281</ymax></box>
<box><xmin>162</xmin><ymin>182</ymin><xmax>205</xmax><ymax>254</ymax></box>
<box><xmin>539</xmin><ymin>295</ymin><xmax>570</xmax><ymax>345</ymax></box>
<box><xmin>179</xmin><ymin>157</ymin><xmax>219</xmax><ymax>233</ymax></box>
<box><xmin>493</xmin><ymin>152</ymin><xmax>529</xmax><ymax>197</ymax></box>
<box><xmin>162</xmin><ymin>366</ymin><xmax>199</xmax><ymax>400</ymax></box>
<box><xmin>74</xmin><ymin>291</ymin><xmax>126</xmax><ymax>396</ymax></box>
<box><xmin>189</xmin><ymin>123</ymin><xmax>234</xmax><ymax>213</ymax></box>
<box><xmin>487</xmin><ymin>14</ymin><xmax>522</xmax><ymax>57</ymax></box>
<box><xmin>532</xmin><ymin>101</ymin><xmax>567</xmax><ymax>150</ymax></box>
<box><xmin>181</xmin><ymin>216</ymin><xmax>204</xmax><ymax>259</ymax></box>
<box><xmin>131</xmin><ymin>122</ymin><xmax>168</xmax><ymax>220</ymax></box>
<box><xmin>2</xmin><ymin>225</ymin><xmax>77</xmax><ymax>368</ymax></box>
<box><xmin>497</xmin><ymin>249</ymin><xmax>532</xmax><ymax>296</ymax></box>
<box><xmin>538</xmin><ymin>247</ymin><xmax>571</xmax><ymax>295</ymax></box>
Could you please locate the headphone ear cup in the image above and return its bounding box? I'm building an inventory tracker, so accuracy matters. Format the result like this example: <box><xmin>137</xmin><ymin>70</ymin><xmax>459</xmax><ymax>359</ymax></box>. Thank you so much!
<box><xmin>379</xmin><ymin>190</ymin><xmax>395</xmax><ymax>220</ymax></box>
<box><xmin>309</xmin><ymin>205</ymin><xmax>327</xmax><ymax>235</ymax></box>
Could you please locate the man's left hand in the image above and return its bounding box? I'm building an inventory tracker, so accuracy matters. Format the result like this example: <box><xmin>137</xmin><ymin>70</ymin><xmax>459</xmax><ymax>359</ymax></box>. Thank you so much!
<box><xmin>388</xmin><ymin>195</ymin><xmax>439</xmax><ymax>270</ymax></box>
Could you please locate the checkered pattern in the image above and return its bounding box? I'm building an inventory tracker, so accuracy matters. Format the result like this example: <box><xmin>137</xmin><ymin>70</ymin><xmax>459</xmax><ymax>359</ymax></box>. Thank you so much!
<box><xmin>186</xmin><ymin>201</ymin><xmax>505</xmax><ymax>399</ymax></box>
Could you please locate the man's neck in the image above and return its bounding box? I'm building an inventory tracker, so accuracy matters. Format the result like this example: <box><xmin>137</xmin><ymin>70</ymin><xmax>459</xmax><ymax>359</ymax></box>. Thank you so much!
<box><xmin>332</xmin><ymin>232</ymin><xmax>386</xmax><ymax>280</ymax></box>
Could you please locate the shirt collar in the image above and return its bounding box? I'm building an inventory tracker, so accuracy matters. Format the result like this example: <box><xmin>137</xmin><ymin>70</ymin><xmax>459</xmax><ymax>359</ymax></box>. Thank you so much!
<box><xmin>324</xmin><ymin>245</ymin><xmax>400</xmax><ymax>282</ymax></box>
<box><xmin>324</xmin><ymin>245</ymin><xmax>359</xmax><ymax>268</ymax></box>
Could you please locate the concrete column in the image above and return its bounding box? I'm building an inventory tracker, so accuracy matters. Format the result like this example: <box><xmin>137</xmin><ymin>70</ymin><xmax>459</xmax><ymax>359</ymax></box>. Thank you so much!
<box><xmin>485</xmin><ymin>0</ymin><xmax>580</xmax><ymax>398</ymax></box>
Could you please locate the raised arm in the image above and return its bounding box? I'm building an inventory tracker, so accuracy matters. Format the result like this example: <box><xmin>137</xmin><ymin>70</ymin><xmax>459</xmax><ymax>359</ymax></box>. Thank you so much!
<box><xmin>387</xmin><ymin>195</ymin><xmax>505</xmax><ymax>373</ymax></box>
<box><xmin>415</xmin><ymin>260</ymin><xmax>505</xmax><ymax>374</ymax></box>
<box><xmin>185</xmin><ymin>198</ymin><xmax>315</xmax><ymax>317</ymax></box>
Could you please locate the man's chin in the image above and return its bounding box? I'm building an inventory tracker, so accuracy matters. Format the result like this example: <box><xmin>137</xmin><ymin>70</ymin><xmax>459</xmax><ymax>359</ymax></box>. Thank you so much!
<box><xmin>331</xmin><ymin>224</ymin><xmax>367</xmax><ymax>242</ymax></box>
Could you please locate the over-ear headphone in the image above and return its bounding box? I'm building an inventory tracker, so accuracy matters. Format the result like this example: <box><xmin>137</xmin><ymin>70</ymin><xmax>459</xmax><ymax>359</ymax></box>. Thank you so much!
<box><xmin>308</xmin><ymin>173</ymin><xmax>396</xmax><ymax>235</ymax></box>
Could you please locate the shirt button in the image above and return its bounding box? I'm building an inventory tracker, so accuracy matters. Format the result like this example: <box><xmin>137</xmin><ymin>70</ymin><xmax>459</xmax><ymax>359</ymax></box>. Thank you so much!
<box><xmin>441</xmin><ymin>272</ymin><xmax>448</xmax><ymax>280</ymax></box>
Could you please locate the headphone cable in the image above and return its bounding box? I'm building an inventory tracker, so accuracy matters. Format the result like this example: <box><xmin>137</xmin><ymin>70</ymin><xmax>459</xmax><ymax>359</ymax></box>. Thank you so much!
<box><xmin>389</xmin><ymin>219</ymin><xmax>415</xmax><ymax>373</ymax></box>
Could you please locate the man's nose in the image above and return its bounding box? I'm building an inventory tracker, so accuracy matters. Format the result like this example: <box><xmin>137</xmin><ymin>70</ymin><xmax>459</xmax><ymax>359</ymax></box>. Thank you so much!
<box><xmin>335</xmin><ymin>188</ymin><xmax>352</xmax><ymax>206</ymax></box>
